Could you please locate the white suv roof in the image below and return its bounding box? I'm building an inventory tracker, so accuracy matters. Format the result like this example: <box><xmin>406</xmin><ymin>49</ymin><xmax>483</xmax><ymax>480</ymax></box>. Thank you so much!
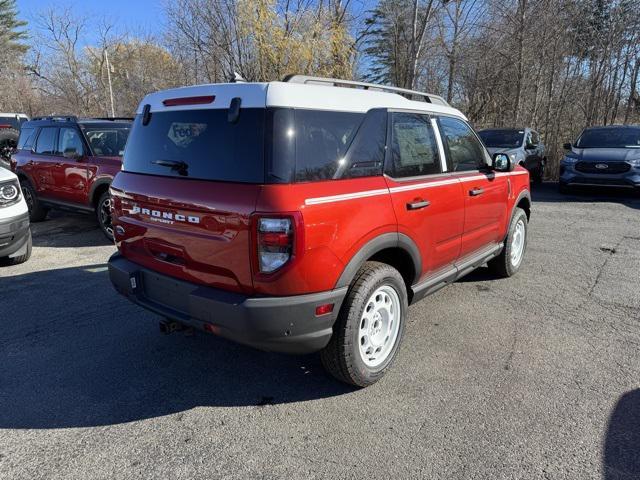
<box><xmin>0</xmin><ymin>113</ymin><xmax>28</xmax><ymax>118</ymax></box>
<box><xmin>138</xmin><ymin>79</ymin><xmax>466</xmax><ymax>120</ymax></box>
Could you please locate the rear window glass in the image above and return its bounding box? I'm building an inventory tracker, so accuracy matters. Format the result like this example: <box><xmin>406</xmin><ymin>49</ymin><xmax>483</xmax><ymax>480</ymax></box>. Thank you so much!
<box><xmin>17</xmin><ymin>127</ymin><xmax>36</xmax><ymax>150</ymax></box>
<box><xmin>123</xmin><ymin>109</ymin><xmax>265</xmax><ymax>182</ymax></box>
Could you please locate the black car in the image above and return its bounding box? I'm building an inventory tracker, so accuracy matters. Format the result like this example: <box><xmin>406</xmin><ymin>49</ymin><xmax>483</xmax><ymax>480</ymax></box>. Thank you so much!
<box><xmin>559</xmin><ymin>125</ymin><xmax>640</xmax><ymax>193</ymax></box>
<box><xmin>0</xmin><ymin>113</ymin><xmax>29</xmax><ymax>168</ymax></box>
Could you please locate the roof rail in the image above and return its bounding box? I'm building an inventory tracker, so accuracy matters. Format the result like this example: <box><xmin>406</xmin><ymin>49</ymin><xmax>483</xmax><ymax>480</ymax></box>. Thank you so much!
<box><xmin>31</xmin><ymin>115</ymin><xmax>78</xmax><ymax>122</ymax></box>
<box><xmin>282</xmin><ymin>75</ymin><xmax>449</xmax><ymax>106</ymax></box>
<box><xmin>86</xmin><ymin>117</ymin><xmax>134</xmax><ymax>122</ymax></box>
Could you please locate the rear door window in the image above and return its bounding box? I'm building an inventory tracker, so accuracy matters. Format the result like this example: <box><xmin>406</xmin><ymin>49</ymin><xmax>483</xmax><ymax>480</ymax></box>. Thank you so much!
<box><xmin>123</xmin><ymin>109</ymin><xmax>265</xmax><ymax>183</ymax></box>
<box><xmin>388</xmin><ymin>112</ymin><xmax>441</xmax><ymax>178</ymax></box>
<box><xmin>34</xmin><ymin>127</ymin><xmax>58</xmax><ymax>155</ymax></box>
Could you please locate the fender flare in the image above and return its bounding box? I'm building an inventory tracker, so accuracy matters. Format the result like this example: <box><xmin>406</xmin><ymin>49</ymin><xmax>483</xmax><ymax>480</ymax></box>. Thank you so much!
<box><xmin>512</xmin><ymin>189</ymin><xmax>531</xmax><ymax>221</ymax></box>
<box><xmin>335</xmin><ymin>232</ymin><xmax>422</xmax><ymax>289</ymax></box>
<box><xmin>15</xmin><ymin>169</ymin><xmax>36</xmax><ymax>189</ymax></box>
<box><xmin>89</xmin><ymin>178</ymin><xmax>112</xmax><ymax>206</ymax></box>
<box><xmin>499</xmin><ymin>189</ymin><xmax>532</xmax><ymax>244</ymax></box>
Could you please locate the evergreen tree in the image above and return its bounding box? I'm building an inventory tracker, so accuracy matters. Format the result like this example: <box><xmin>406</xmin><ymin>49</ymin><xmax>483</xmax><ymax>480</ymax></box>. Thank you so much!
<box><xmin>0</xmin><ymin>0</ymin><xmax>27</xmax><ymax>56</ymax></box>
<box><xmin>362</xmin><ymin>0</ymin><xmax>414</xmax><ymax>87</ymax></box>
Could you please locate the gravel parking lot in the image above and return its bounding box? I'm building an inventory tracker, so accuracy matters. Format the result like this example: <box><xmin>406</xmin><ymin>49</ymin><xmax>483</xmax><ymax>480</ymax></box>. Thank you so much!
<box><xmin>0</xmin><ymin>183</ymin><xmax>638</xmax><ymax>480</ymax></box>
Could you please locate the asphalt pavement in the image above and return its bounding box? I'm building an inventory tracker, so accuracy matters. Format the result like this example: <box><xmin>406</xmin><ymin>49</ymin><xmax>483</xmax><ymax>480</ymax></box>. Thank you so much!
<box><xmin>0</xmin><ymin>183</ymin><xmax>638</xmax><ymax>479</ymax></box>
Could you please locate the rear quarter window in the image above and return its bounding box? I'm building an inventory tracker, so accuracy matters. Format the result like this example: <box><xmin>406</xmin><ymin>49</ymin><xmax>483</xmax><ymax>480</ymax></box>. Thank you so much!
<box><xmin>17</xmin><ymin>127</ymin><xmax>36</xmax><ymax>150</ymax></box>
<box><xmin>268</xmin><ymin>108</ymin><xmax>387</xmax><ymax>183</ymax></box>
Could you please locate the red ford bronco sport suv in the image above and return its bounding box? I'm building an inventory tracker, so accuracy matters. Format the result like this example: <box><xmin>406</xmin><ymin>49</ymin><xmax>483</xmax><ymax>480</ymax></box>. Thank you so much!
<box><xmin>108</xmin><ymin>76</ymin><xmax>531</xmax><ymax>387</ymax></box>
<box><xmin>11</xmin><ymin>116</ymin><xmax>132</xmax><ymax>240</ymax></box>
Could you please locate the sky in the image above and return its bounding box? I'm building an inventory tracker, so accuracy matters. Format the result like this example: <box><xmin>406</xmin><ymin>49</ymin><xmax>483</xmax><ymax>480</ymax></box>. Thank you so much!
<box><xmin>16</xmin><ymin>0</ymin><xmax>165</xmax><ymax>42</ymax></box>
<box><xmin>16</xmin><ymin>0</ymin><xmax>376</xmax><ymax>44</ymax></box>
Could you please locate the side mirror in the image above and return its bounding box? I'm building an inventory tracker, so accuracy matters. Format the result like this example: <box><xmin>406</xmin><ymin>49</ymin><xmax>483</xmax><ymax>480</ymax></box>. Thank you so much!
<box><xmin>563</xmin><ymin>142</ymin><xmax>572</xmax><ymax>151</ymax></box>
<box><xmin>63</xmin><ymin>147</ymin><xmax>80</xmax><ymax>159</ymax></box>
<box><xmin>525</xmin><ymin>142</ymin><xmax>536</xmax><ymax>150</ymax></box>
<box><xmin>492</xmin><ymin>153</ymin><xmax>512</xmax><ymax>172</ymax></box>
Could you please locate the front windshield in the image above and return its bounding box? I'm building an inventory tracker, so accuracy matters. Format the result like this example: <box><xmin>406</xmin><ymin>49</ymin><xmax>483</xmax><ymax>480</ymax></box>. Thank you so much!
<box><xmin>576</xmin><ymin>128</ymin><xmax>640</xmax><ymax>149</ymax></box>
<box><xmin>83</xmin><ymin>126</ymin><xmax>131</xmax><ymax>156</ymax></box>
<box><xmin>478</xmin><ymin>130</ymin><xmax>524</xmax><ymax>149</ymax></box>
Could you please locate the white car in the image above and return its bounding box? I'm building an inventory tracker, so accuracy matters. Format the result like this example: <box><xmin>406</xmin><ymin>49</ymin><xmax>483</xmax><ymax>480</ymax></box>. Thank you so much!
<box><xmin>0</xmin><ymin>168</ymin><xmax>31</xmax><ymax>265</ymax></box>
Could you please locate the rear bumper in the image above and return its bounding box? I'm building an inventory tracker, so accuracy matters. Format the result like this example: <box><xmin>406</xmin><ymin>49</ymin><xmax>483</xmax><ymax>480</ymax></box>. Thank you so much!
<box><xmin>108</xmin><ymin>253</ymin><xmax>347</xmax><ymax>354</ymax></box>
<box><xmin>0</xmin><ymin>212</ymin><xmax>30</xmax><ymax>258</ymax></box>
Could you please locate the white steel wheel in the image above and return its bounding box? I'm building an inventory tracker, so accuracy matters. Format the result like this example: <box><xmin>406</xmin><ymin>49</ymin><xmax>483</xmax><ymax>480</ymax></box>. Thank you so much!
<box><xmin>488</xmin><ymin>207</ymin><xmax>528</xmax><ymax>278</ymax></box>
<box><xmin>358</xmin><ymin>285</ymin><xmax>401</xmax><ymax>368</ymax></box>
<box><xmin>510</xmin><ymin>219</ymin><xmax>526</xmax><ymax>267</ymax></box>
<box><xmin>320</xmin><ymin>261</ymin><xmax>408</xmax><ymax>387</ymax></box>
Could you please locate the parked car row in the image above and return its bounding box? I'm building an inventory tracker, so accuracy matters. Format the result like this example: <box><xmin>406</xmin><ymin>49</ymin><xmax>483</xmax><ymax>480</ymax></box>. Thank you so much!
<box><xmin>10</xmin><ymin>115</ymin><xmax>132</xmax><ymax>240</ymax></box>
<box><xmin>2</xmin><ymin>75</ymin><xmax>638</xmax><ymax>387</ymax></box>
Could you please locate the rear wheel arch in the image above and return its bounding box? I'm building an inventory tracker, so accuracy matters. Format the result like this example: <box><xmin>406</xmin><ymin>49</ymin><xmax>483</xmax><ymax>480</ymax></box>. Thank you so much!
<box><xmin>514</xmin><ymin>190</ymin><xmax>531</xmax><ymax>221</ymax></box>
<box><xmin>335</xmin><ymin>233</ymin><xmax>421</xmax><ymax>293</ymax></box>
<box><xmin>90</xmin><ymin>180</ymin><xmax>111</xmax><ymax>207</ymax></box>
<box><xmin>16</xmin><ymin>169</ymin><xmax>35</xmax><ymax>187</ymax></box>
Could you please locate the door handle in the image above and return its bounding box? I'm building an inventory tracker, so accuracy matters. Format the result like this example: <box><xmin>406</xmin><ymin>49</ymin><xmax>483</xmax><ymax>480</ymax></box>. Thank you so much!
<box><xmin>406</xmin><ymin>200</ymin><xmax>431</xmax><ymax>210</ymax></box>
<box><xmin>469</xmin><ymin>188</ymin><xmax>484</xmax><ymax>197</ymax></box>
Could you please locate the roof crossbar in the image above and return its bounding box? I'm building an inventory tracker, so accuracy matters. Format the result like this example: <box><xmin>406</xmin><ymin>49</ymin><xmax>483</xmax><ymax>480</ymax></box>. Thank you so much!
<box><xmin>282</xmin><ymin>75</ymin><xmax>449</xmax><ymax>106</ymax></box>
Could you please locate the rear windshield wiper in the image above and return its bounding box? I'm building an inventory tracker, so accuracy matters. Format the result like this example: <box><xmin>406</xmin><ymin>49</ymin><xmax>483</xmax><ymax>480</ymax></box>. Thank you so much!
<box><xmin>152</xmin><ymin>159</ymin><xmax>189</xmax><ymax>176</ymax></box>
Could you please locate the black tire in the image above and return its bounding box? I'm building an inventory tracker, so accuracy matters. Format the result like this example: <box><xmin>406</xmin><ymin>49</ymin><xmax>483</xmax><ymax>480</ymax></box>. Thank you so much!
<box><xmin>96</xmin><ymin>190</ymin><xmax>114</xmax><ymax>241</ymax></box>
<box><xmin>19</xmin><ymin>179</ymin><xmax>48</xmax><ymax>222</ymax></box>
<box><xmin>3</xmin><ymin>229</ymin><xmax>32</xmax><ymax>265</ymax></box>
<box><xmin>320</xmin><ymin>261</ymin><xmax>408</xmax><ymax>387</ymax></box>
<box><xmin>0</xmin><ymin>128</ymin><xmax>19</xmax><ymax>165</ymax></box>
<box><xmin>488</xmin><ymin>207</ymin><xmax>528</xmax><ymax>278</ymax></box>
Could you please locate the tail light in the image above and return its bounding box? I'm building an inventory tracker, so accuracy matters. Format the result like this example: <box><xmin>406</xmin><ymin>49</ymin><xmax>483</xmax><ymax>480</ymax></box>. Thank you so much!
<box><xmin>257</xmin><ymin>217</ymin><xmax>293</xmax><ymax>273</ymax></box>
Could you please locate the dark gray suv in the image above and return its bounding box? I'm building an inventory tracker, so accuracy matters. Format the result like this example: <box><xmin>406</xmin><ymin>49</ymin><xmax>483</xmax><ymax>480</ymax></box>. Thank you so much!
<box><xmin>559</xmin><ymin>125</ymin><xmax>640</xmax><ymax>193</ymax></box>
<box><xmin>478</xmin><ymin>128</ymin><xmax>546</xmax><ymax>183</ymax></box>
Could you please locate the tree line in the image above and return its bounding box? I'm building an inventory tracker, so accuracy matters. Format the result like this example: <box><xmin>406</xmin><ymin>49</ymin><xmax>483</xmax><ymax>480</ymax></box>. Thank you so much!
<box><xmin>0</xmin><ymin>0</ymin><xmax>639</xmax><ymax>177</ymax></box>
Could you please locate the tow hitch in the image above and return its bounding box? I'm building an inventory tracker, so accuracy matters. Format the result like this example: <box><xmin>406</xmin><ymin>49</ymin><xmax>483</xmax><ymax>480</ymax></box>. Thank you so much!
<box><xmin>159</xmin><ymin>319</ymin><xmax>186</xmax><ymax>334</ymax></box>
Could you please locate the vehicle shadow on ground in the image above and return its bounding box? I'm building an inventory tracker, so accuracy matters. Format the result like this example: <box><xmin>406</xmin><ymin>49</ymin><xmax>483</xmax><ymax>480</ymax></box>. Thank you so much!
<box><xmin>603</xmin><ymin>389</ymin><xmax>640</xmax><ymax>479</ymax></box>
<box><xmin>0</xmin><ymin>264</ymin><xmax>353</xmax><ymax>429</ymax></box>
<box><xmin>532</xmin><ymin>182</ymin><xmax>640</xmax><ymax>210</ymax></box>
<box><xmin>30</xmin><ymin>211</ymin><xmax>112</xmax><ymax>248</ymax></box>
